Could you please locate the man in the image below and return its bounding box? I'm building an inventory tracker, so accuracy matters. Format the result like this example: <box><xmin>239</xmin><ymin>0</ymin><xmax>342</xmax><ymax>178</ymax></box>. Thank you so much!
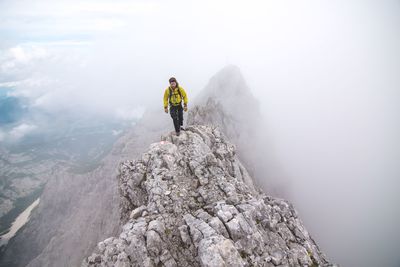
<box><xmin>163</xmin><ymin>77</ymin><xmax>188</xmax><ymax>136</ymax></box>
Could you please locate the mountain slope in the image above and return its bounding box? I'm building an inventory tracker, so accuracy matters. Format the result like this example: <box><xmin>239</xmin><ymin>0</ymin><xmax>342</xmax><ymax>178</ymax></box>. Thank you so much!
<box><xmin>83</xmin><ymin>125</ymin><xmax>334</xmax><ymax>266</ymax></box>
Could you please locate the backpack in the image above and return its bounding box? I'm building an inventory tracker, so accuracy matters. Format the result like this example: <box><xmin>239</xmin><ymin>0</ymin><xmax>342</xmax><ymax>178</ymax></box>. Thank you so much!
<box><xmin>168</xmin><ymin>86</ymin><xmax>183</xmax><ymax>106</ymax></box>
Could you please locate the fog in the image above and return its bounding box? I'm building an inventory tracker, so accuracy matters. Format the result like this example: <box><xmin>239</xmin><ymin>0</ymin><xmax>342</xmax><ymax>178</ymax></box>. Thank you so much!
<box><xmin>1</xmin><ymin>0</ymin><xmax>400</xmax><ymax>266</ymax></box>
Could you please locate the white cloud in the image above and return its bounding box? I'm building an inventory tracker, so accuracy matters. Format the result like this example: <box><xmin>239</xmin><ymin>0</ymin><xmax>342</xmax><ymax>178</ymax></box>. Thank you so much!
<box><xmin>114</xmin><ymin>106</ymin><xmax>145</xmax><ymax>121</ymax></box>
<box><xmin>64</xmin><ymin>1</ymin><xmax>160</xmax><ymax>15</ymax></box>
<box><xmin>0</xmin><ymin>81</ymin><xmax>23</xmax><ymax>88</ymax></box>
<box><xmin>0</xmin><ymin>78</ymin><xmax>52</xmax><ymax>90</ymax></box>
<box><xmin>12</xmin><ymin>45</ymin><xmax>47</xmax><ymax>62</ymax></box>
<box><xmin>8</xmin><ymin>123</ymin><xmax>37</xmax><ymax>141</ymax></box>
<box><xmin>111</xmin><ymin>129</ymin><xmax>122</xmax><ymax>136</ymax></box>
<box><xmin>1</xmin><ymin>44</ymin><xmax>49</xmax><ymax>73</ymax></box>
<box><xmin>25</xmin><ymin>41</ymin><xmax>93</xmax><ymax>47</ymax></box>
<box><xmin>1</xmin><ymin>1</ymin><xmax>160</xmax><ymax>18</ymax></box>
<box><xmin>0</xmin><ymin>1</ymin><xmax>160</xmax><ymax>40</ymax></box>
<box><xmin>11</xmin><ymin>46</ymin><xmax>35</xmax><ymax>63</ymax></box>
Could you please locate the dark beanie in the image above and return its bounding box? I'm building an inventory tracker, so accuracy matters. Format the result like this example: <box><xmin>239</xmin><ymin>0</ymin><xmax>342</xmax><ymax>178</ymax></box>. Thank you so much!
<box><xmin>169</xmin><ymin>77</ymin><xmax>177</xmax><ymax>83</ymax></box>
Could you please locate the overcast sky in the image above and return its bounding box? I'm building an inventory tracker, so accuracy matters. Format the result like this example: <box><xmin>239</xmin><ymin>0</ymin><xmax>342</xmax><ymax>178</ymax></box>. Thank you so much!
<box><xmin>1</xmin><ymin>1</ymin><xmax>400</xmax><ymax>266</ymax></box>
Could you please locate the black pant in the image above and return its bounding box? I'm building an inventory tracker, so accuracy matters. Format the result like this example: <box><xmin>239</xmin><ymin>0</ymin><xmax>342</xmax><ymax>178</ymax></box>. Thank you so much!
<box><xmin>170</xmin><ymin>104</ymin><xmax>183</xmax><ymax>132</ymax></box>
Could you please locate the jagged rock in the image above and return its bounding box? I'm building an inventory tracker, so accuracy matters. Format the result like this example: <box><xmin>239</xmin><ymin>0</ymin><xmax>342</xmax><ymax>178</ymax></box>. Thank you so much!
<box><xmin>82</xmin><ymin>125</ymin><xmax>335</xmax><ymax>267</ymax></box>
<box><xmin>129</xmin><ymin>205</ymin><xmax>147</xmax><ymax>219</ymax></box>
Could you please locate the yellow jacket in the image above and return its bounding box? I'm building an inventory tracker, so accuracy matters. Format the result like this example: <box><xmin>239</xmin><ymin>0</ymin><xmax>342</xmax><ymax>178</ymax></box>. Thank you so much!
<box><xmin>163</xmin><ymin>86</ymin><xmax>188</xmax><ymax>108</ymax></box>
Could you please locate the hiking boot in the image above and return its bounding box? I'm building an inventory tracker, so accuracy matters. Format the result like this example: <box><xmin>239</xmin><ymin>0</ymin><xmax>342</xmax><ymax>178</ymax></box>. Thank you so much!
<box><xmin>176</xmin><ymin>131</ymin><xmax>180</xmax><ymax>136</ymax></box>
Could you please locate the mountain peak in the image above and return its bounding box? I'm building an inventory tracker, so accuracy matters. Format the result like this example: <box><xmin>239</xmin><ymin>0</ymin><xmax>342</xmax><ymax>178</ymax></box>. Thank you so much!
<box><xmin>215</xmin><ymin>64</ymin><xmax>242</xmax><ymax>78</ymax></box>
<box><xmin>82</xmin><ymin>125</ymin><xmax>334</xmax><ymax>267</ymax></box>
<box><xmin>194</xmin><ymin>65</ymin><xmax>254</xmax><ymax>107</ymax></box>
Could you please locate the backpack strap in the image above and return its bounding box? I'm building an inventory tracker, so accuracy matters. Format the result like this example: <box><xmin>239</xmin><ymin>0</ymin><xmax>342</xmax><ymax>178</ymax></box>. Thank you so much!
<box><xmin>168</xmin><ymin>86</ymin><xmax>183</xmax><ymax>106</ymax></box>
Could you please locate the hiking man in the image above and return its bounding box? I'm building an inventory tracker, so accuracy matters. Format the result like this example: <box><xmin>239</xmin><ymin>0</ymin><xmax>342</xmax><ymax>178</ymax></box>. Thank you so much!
<box><xmin>163</xmin><ymin>77</ymin><xmax>188</xmax><ymax>136</ymax></box>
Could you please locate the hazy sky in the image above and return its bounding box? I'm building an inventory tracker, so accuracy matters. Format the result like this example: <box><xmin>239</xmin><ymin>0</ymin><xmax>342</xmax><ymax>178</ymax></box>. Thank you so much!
<box><xmin>1</xmin><ymin>1</ymin><xmax>400</xmax><ymax>266</ymax></box>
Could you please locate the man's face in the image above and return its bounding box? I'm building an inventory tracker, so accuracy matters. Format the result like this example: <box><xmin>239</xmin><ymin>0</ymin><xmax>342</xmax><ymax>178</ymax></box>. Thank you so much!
<box><xmin>170</xmin><ymin>81</ymin><xmax>177</xmax><ymax>88</ymax></box>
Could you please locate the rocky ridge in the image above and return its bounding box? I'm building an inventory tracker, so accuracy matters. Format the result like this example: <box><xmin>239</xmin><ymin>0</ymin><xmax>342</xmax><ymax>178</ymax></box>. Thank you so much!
<box><xmin>0</xmin><ymin>65</ymin><xmax>333</xmax><ymax>267</ymax></box>
<box><xmin>83</xmin><ymin>125</ymin><xmax>334</xmax><ymax>266</ymax></box>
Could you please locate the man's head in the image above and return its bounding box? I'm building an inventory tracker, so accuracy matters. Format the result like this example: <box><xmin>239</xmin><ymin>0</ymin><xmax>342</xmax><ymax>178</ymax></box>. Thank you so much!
<box><xmin>169</xmin><ymin>77</ymin><xmax>178</xmax><ymax>89</ymax></box>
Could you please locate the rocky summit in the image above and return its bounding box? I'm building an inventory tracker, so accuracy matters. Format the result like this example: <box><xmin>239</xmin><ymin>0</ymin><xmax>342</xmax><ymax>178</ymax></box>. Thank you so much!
<box><xmin>82</xmin><ymin>125</ymin><xmax>334</xmax><ymax>267</ymax></box>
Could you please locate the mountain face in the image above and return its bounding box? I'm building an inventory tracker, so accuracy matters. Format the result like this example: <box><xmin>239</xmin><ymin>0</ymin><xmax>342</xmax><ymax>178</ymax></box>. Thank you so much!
<box><xmin>83</xmin><ymin>125</ymin><xmax>334</xmax><ymax>266</ymax></box>
<box><xmin>0</xmin><ymin>114</ymin><xmax>129</xmax><ymax>251</ymax></box>
<box><xmin>0</xmin><ymin>65</ymin><xmax>330</xmax><ymax>267</ymax></box>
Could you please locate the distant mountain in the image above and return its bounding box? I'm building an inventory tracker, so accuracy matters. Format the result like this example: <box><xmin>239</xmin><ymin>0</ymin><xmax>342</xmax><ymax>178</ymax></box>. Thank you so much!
<box><xmin>187</xmin><ymin>65</ymin><xmax>264</xmax><ymax>180</ymax></box>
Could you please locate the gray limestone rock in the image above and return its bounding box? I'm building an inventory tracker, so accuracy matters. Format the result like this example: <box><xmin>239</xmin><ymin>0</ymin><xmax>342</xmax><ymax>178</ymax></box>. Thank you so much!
<box><xmin>82</xmin><ymin>125</ymin><xmax>336</xmax><ymax>267</ymax></box>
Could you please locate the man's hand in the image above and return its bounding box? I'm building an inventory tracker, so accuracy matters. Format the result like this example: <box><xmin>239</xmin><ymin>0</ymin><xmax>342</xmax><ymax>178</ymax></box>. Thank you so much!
<box><xmin>183</xmin><ymin>105</ymin><xmax>188</xmax><ymax>112</ymax></box>
<box><xmin>164</xmin><ymin>107</ymin><xmax>168</xmax><ymax>113</ymax></box>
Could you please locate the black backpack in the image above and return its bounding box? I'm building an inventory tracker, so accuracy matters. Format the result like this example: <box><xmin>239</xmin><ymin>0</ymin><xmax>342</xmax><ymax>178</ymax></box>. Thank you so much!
<box><xmin>169</xmin><ymin>86</ymin><xmax>183</xmax><ymax>106</ymax></box>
